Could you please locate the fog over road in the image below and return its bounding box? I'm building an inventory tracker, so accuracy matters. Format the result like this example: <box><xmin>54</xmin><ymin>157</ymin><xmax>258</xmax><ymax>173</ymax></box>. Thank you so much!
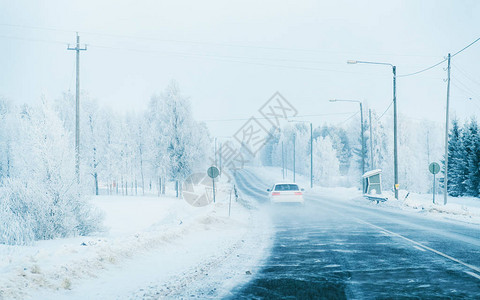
<box><xmin>230</xmin><ymin>170</ymin><xmax>480</xmax><ymax>299</ymax></box>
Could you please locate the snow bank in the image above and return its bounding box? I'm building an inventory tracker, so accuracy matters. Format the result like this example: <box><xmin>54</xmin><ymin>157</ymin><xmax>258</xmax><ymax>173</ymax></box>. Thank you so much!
<box><xmin>311</xmin><ymin>184</ymin><xmax>480</xmax><ymax>225</ymax></box>
<box><xmin>377</xmin><ymin>190</ymin><xmax>480</xmax><ymax>225</ymax></box>
<box><xmin>0</xmin><ymin>186</ymin><xmax>273</xmax><ymax>299</ymax></box>
<box><xmin>251</xmin><ymin>166</ymin><xmax>480</xmax><ymax>225</ymax></box>
<box><xmin>311</xmin><ymin>183</ymin><xmax>480</xmax><ymax>225</ymax></box>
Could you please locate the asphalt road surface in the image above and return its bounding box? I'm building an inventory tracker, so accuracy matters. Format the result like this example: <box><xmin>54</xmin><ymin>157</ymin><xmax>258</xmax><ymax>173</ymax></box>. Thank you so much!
<box><xmin>229</xmin><ymin>170</ymin><xmax>480</xmax><ymax>299</ymax></box>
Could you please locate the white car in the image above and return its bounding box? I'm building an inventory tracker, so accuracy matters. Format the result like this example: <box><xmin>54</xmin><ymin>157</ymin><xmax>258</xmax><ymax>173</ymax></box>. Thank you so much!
<box><xmin>267</xmin><ymin>183</ymin><xmax>305</xmax><ymax>204</ymax></box>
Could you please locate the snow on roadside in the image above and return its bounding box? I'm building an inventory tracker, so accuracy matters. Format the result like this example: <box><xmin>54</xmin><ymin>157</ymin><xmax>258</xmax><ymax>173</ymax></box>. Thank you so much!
<box><xmin>0</xmin><ymin>185</ymin><xmax>273</xmax><ymax>299</ymax></box>
<box><xmin>128</xmin><ymin>199</ymin><xmax>273</xmax><ymax>299</ymax></box>
<box><xmin>315</xmin><ymin>185</ymin><xmax>480</xmax><ymax>225</ymax></box>
<box><xmin>313</xmin><ymin>184</ymin><xmax>480</xmax><ymax>225</ymax></box>
<box><xmin>247</xmin><ymin>165</ymin><xmax>480</xmax><ymax>225</ymax></box>
<box><xmin>378</xmin><ymin>190</ymin><xmax>480</xmax><ymax>225</ymax></box>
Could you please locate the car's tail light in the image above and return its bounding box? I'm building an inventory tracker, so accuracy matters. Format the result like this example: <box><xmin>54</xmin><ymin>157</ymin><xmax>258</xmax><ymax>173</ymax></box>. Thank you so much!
<box><xmin>294</xmin><ymin>192</ymin><xmax>303</xmax><ymax>196</ymax></box>
<box><xmin>272</xmin><ymin>192</ymin><xmax>281</xmax><ymax>196</ymax></box>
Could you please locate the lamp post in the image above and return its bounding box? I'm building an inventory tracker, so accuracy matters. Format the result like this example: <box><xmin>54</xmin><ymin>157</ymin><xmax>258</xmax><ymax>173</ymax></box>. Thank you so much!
<box><xmin>348</xmin><ymin>60</ymin><xmax>398</xmax><ymax>200</ymax></box>
<box><xmin>330</xmin><ymin>99</ymin><xmax>365</xmax><ymax>192</ymax></box>
<box><xmin>369</xmin><ymin>109</ymin><xmax>374</xmax><ymax>169</ymax></box>
<box><xmin>289</xmin><ymin>120</ymin><xmax>313</xmax><ymax>188</ymax></box>
<box><xmin>293</xmin><ymin>133</ymin><xmax>296</xmax><ymax>183</ymax></box>
<box><xmin>282</xmin><ymin>141</ymin><xmax>285</xmax><ymax>179</ymax></box>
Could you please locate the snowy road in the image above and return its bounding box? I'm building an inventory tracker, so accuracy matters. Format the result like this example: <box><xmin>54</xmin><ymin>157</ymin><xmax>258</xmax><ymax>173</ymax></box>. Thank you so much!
<box><xmin>230</xmin><ymin>170</ymin><xmax>480</xmax><ymax>299</ymax></box>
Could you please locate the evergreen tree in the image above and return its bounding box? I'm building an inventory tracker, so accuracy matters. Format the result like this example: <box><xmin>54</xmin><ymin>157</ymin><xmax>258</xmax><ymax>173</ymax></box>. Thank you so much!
<box><xmin>464</xmin><ymin>118</ymin><xmax>480</xmax><ymax>196</ymax></box>
<box><xmin>445</xmin><ymin>119</ymin><xmax>467</xmax><ymax>196</ymax></box>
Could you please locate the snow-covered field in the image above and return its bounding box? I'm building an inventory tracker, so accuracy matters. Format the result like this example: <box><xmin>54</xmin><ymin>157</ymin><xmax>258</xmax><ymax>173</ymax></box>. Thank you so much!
<box><xmin>0</xmin><ymin>186</ymin><xmax>273</xmax><ymax>299</ymax></box>
<box><xmin>249</xmin><ymin>166</ymin><xmax>480</xmax><ymax>225</ymax></box>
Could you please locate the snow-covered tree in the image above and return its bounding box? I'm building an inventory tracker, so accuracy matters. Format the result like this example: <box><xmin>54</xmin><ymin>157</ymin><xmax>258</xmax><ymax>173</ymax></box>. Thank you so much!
<box><xmin>315</xmin><ymin>125</ymin><xmax>351</xmax><ymax>175</ymax></box>
<box><xmin>311</xmin><ymin>136</ymin><xmax>341</xmax><ymax>186</ymax></box>
<box><xmin>0</xmin><ymin>100</ymin><xmax>103</xmax><ymax>245</ymax></box>
<box><xmin>464</xmin><ymin>119</ymin><xmax>480</xmax><ymax>196</ymax></box>
<box><xmin>445</xmin><ymin>119</ymin><xmax>467</xmax><ymax>196</ymax></box>
<box><xmin>148</xmin><ymin>81</ymin><xmax>209</xmax><ymax>197</ymax></box>
<box><xmin>0</xmin><ymin>98</ymin><xmax>13</xmax><ymax>181</ymax></box>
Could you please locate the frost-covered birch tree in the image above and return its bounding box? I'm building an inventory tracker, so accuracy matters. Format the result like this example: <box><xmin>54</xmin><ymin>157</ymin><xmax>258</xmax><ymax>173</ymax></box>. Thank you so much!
<box><xmin>0</xmin><ymin>100</ymin><xmax>102</xmax><ymax>245</ymax></box>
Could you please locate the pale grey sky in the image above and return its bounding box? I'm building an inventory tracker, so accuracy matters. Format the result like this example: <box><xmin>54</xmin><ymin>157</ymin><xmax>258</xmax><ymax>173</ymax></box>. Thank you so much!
<box><xmin>1</xmin><ymin>0</ymin><xmax>479</xmax><ymax>136</ymax></box>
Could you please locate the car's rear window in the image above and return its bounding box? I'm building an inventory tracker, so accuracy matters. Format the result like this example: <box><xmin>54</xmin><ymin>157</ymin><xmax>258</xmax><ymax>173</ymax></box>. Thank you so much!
<box><xmin>274</xmin><ymin>184</ymin><xmax>299</xmax><ymax>191</ymax></box>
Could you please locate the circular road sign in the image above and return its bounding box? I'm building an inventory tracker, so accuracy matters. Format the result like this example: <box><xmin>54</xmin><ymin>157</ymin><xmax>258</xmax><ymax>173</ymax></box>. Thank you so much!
<box><xmin>207</xmin><ymin>166</ymin><xmax>220</xmax><ymax>179</ymax></box>
<box><xmin>429</xmin><ymin>162</ymin><xmax>440</xmax><ymax>175</ymax></box>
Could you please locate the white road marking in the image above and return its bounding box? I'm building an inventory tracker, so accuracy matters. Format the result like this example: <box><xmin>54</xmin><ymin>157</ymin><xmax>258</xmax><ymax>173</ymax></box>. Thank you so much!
<box><xmin>412</xmin><ymin>245</ymin><xmax>426</xmax><ymax>252</ymax></box>
<box><xmin>314</xmin><ymin>200</ymin><xmax>480</xmax><ymax>279</ymax></box>
<box><xmin>240</xmin><ymin>172</ymin><xmax>480</xmax><ymax>281</ymax></box>
<box><xmin>356</xmin><ymin>218</ymin><xmax>480</xmax><ymax>277</ymax></box>
<box><xmin>465</xmin><ymin>271</ymin><xmax>480</xmax><ymax>280</ymax></box>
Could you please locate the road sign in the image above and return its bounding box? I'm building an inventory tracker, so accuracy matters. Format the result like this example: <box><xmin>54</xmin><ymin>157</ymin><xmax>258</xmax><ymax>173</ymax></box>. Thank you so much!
<box><xmin>429</xmin><ymin>162</ymin><xmax>440</xmax><ymax>175</ymax></box>
<box><xmin>207</xmin><ymin>166</ymin><xmax>219</xmax><ymax>203</ymax></box>
<box><xmin>429</xmin><ymin>162</ymin><xmax>440</xmax><ymax>204</ymax></box>
<box><xmin>207</xmin><ymin>166</ymin><xmax>220</xmax><ymax>178</ymax></box>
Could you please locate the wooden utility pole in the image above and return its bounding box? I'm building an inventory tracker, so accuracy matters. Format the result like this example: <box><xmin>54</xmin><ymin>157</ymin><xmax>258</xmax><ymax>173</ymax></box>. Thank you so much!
<box><xmin>444</xmin><ymin>53</ymin><xmax>451</xmax><ymax>205</ymax></box>
<box><xmin>310</xmin><ymin>122</ymin><xmax>313</xmax><ymax>188</ymax></box>
<box><xmin>393</xmin><ymin>66</ymin><xmax>398</xmax><ymax>200</ymax></box>
<box><xmin>369</xmin><ymin>109</ymin><xmax>374</xmax><ymax>169</ymax></box>
<box><xmin>68</xmin><ymin>33</ymin><xmax>87</xmax><ymax>182</ymax></box>
<box><xmin>293</xmin><ymin>133</ymin><xmax>296</xmax><ymax>183</ymax></box>
<box><xmin>282</xmin><ymin>141</ymin><xmax>285</xmax><ymax>179</ymax></box>
<box><xmin>360</xmin><ymin>102</ymin><xmax>365</xmax><ymax>192</ymax></box>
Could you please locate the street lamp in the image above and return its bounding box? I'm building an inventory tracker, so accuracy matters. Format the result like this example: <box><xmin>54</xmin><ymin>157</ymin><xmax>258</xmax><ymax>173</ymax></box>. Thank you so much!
<box><xmin>293</xmin><ymin>132</ymin><xmax>296</xmax><ymax>183</ymax></box>
<box><xmin>329</xmin><ymin>99</ymin><xmax>365</xmax><ymax>192</ymax></box>
<box><xmin>282</xmin><ymin>141</ymin><xmax>285</xmax><ymax>179</ymax></box>
<box><xmin>289</xmin><ymin>120</ymin><xmax>313</xmax><ymax>188</ymax></box>
<box><xmin>348</xmin><ymin>60</ymin><xmax>398</xmax><ymax>200</ymax></box>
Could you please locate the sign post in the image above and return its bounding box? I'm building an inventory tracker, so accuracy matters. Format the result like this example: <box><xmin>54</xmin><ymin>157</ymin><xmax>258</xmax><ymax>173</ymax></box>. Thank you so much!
<box><xmin>229</xmin><ymin>189</ymin><xmax>232</xmax><ymax>217</ymax></box>
<box><xmin>429</xmin><ymin>162</ymin><xmax>440</xmax><ymax>204</ymax></box>
<box><xmin>207</xmin><ymin>166</ymin><xmax>220</xmax><ymax>203</ymax></box>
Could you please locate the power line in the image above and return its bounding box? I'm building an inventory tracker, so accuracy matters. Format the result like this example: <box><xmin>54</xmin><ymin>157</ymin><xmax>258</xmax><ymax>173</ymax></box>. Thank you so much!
<box><xmin>88</xmin><ymin>43</ymin><xmax>343</xmax><ymax>66</ymax></box>
<box><xmin>451</xmin><ymin>82</ymin><xmax>480</xmax><ymax>110</ymax></box>
<box><xmin>0</xmin><ymin>33</ymin><xmax>378</xmax><ymax>74</ymax></box>
<box><xmin>0</xmin><ymin>23</ymin><xmax>73</xmax><ymax>34</ymax></box>
<box><xmin>452</xmin><ymin>64</ymin><xmax>480</xmax><ymax>88</ymax></box>
<box><xmin>201</xmin><ymin>112</ymin><xmax>356</xmax><ymax>122</ymax></box>
<box><xmin>452</xmin><ymin>37</ymin><xmax>480</xmax><ymax>57</ymax></box>
<box><xmin>398</xmin><ymin>37</ymin><xmax>480</xmax><ymax>78</ymax></box>
<box><xmin>4</xmin><ymin>28</ymin><xmax>471</xmax><ymax>78</ymax></box>
<box><xmin>398</xmin><ymin>59</ymin><xmax>447</xmax><ymax>78</ymax></box>
<box><xmin>0</xmin><ymin>34</ymin><xmax>66</xmax><ymax>45</ymax></box>
<box><xmin>338</xmin><ymin>111</ymin><xmax>359</xmax><ymax>125</ymax></box>
<box><xmin>451</xmin><ymin>78</ymin><xmax>480</xmax><ymax>100</ymax></box>
<box><xmin>292</xmin><ymin>112</ymin><xmax>357</xmax><ymax>118</ymax></box>
<box><xmin>0</xmin><ymin>23</ymin><xmax>442</xmax><ymax>58</ymax></box>
<box><xmin>377</xmin><ymin>100</ymin><xmax>394</xmax><ymax>120</ymax></box>
<box><xmin>89</xmin><ymin>43</ymin><xmax>368</xmax><ymax>74</ymax></box>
